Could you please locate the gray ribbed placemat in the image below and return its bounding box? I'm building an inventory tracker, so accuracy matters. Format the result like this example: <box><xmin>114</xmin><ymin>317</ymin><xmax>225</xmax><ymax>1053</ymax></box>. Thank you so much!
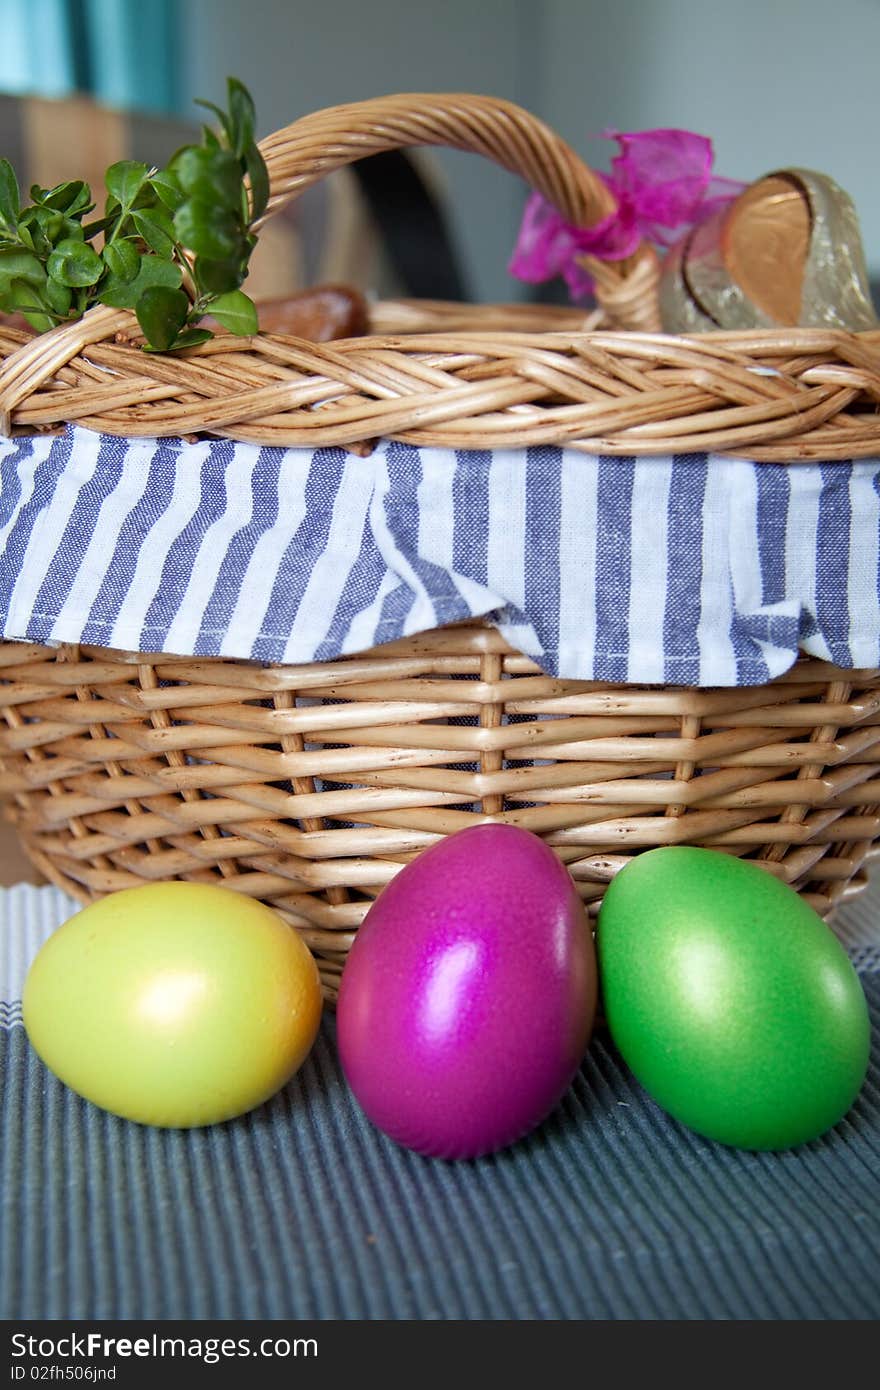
<box><xmin>2</xmin><ymin>884</ymin><xmax>879</xmax><ymax>1321</ymax></box>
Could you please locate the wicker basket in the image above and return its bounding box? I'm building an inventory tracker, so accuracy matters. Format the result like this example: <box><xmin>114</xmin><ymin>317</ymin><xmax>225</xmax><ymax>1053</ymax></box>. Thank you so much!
<box><xmin>2</xmin><ymin>93</ymin><xmax>880</xmax><ymax>1000</ymax></box>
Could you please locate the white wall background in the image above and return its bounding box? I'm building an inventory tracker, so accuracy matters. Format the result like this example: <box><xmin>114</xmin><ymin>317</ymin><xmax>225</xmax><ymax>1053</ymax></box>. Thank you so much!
<box><xmin>181</xmin><ymin>0</ymin><xmax>880</xmax><ymax>303</ymax></box>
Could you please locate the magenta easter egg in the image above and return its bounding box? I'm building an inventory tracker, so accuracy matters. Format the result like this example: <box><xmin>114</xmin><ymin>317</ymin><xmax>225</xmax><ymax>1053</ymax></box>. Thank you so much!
<box><xmin>336</xmin><ymin>824</ymin><xmax>597</xmax><ymax>1159</ymax></box>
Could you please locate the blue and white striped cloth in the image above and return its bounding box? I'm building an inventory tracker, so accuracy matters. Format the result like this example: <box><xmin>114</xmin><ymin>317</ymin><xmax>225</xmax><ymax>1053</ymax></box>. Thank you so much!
<box><xmin>1</xmin><ymin>425</ymin><xmax>878</xmax><ymax>685</ymax></box>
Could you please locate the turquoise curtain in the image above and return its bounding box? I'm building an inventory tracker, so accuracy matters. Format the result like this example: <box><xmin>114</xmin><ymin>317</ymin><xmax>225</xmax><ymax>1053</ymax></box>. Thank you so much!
<box><xmin>0</xmin><ymin>0</ymin><xmax>180</xmax><ymax>113</ymax></box>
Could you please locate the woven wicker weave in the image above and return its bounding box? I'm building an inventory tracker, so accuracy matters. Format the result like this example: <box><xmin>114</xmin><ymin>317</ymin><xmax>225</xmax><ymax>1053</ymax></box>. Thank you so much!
<box><xmin>1</xmin><ymin>631</ymin><xmax>879</xmax><ymax>999</ymax></box>
<box><xmin>1</xmin><ymin>93</ymin><xmax>880</xmax><ymax>998</ymax></box>
<box><xmin>0</xmin><ymin>93</ymin><xmax>879</xmax><ymax>458</ymax></box>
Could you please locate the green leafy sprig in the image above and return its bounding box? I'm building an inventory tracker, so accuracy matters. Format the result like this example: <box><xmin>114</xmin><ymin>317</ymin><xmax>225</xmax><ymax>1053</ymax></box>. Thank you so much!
<box><xmin>0</xmin><ymin>77</ymin><xmax>269</xmax><ymax>351</ymax></box>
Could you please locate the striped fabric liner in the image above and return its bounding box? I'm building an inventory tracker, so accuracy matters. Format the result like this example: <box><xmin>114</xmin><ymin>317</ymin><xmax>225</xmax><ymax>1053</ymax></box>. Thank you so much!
<box><xmin>1</xmin><ymin>882</ymin><xmax>879</xmax><ymax>1320</ymax></box>
<box><xmin>1</xmin><ymin>427</ymin><xmax>879</xmax><ymax>685</ymax></box>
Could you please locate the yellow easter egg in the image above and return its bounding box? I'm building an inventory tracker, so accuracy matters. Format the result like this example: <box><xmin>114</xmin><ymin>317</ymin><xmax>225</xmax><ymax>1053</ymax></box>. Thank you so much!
<box><xmin>23</xmin><ymin>882</ymin><xmax>322</xmax><ymax>1127</ymax></box>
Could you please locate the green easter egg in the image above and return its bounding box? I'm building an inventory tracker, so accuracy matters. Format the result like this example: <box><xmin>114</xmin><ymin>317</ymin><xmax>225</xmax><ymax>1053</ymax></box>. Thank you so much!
<box><xmin>597</xmin><ymin>847</ymin><xmax>870</xmax><ymax>1150</ymax></box>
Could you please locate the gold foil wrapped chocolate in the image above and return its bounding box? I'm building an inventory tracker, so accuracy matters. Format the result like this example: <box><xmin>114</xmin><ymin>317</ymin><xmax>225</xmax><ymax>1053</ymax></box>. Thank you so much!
<box><xmin>659</xmin><ymin>168</ymin><xmax>879</xmax><ymax>332</ymax></box>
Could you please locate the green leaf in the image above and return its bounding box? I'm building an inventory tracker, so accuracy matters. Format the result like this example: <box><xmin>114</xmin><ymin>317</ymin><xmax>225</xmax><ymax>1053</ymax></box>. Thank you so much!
<box><xmin>99</xmin><ymin>253</ymin><xmax>182</xmax><ymax>309</ymax></box>
<box><xmin>227</xmin><ymin>76</ymin><xmax>256</xmax><ymax>157</ymax></box>
<box><xmin>20</xmin><ymin>309</ymin><xmax>58</xmax><ymax>333</ymax></box>
<box><xmin>102</xmin><ymin>238</ymin><xmax>140</xmax><ymax>284</ymax></box>
<box><xmin>0</xmin><ymin>159</ymin><xmax>20</xmax><ymax>231</ymax></box>
<box><xmin>175</xmin><ymin>146</ymin><xmax>242</xmax><ymax>207</ymax></box>
<box><xmin>46</xmin><ymin>238</ymin><xmax>104</xmax><ymax>287</ymax></box>
<box><xmin>5</xmin><ymin>279</ymin><xmax>55</xmax><ymax>333</ymax></box>
<box><xmin>35</xmin><ymin>206</ymin><xmax>64</xmax><ymax>238</ymax></box>
<box><xmin>133</xmin><ymin>186</ymin><xmax>163</xmax><ymax>216</ymax></box>
<box><xmin>193</xmin><ymin>97</ymin><xmax>233</xmax><ymax>146</ymax></box>
<box><xmin>206</xmin><ymin>288</ymin><xmax>258</xmax><ymax>336</ymax></box>
<box><xmin>243</xmin><ymin>144</ymin><xmax>269</xmax><ymax>221</ymax></box>
<box><xmin>131</xmin><ymin>208</ymin><xmax>175</xmax><ymax>257</ymax></box>
<box><xmin>45</xmin><ymin>276</ymin><xmax>73</xmax><ymax>316</ymax></box>
<box><xmin>58</xmin><ymin>216</ymin><xmax>86</xmax><ymax>243</ymax></box>
<box><xmin>0</xmin><ymin>76</ymin><xmax>265</xmax><ymax>356</ymax></box>
<box><xmin>65</xmin><ymin>182</ymin><xmax>94</xmax><ymax>217</ymax></box>
<box><xmin>18</xmin><ymin>205</ymin><xmax>63</xmax><ymax>255</ymax></box>
<box><xmin>195</xmin><ymin>256</ymin><xmax>242</xmax><ymax>296</ymax></box>
<box><xmin>22</xmin><ymin>311</ymin><xmax>58</xmax><ymax>332</ymax></box>
<box><xmin>173</xmin><ymin>198</ymin><xmax>241</xmax><ymax>260</ymax></box>
<box><xmin>0</xmin><ymin>247</ymin><xmax>46</xmax><ymax>287</ymax></box>
<box><xmin>135</xmin><ymin>284</ymin><xmax>190</xmax><ymax>350</ymax></box>
<box><xmin>37</xmin><ymin>180</ymin><xmax>92</xmax><ymax>215</ymax></box>
<box><xmin>105</xmin><ymin>160</ymin><xmax>149</xmax><ymax>210</ymax></box>
<box><xmin>81</xmin><ymin>214</ymin><xmax>113</xmax><ymax>242</ymax></box>
<box><xmin>149</xmin><ymin>169</ymin><xmax>185</xmax><ymax>212</ymax></box>
<box><xmin>147</xmin><ymin>200</ymin><xmax>175</xmax><ymax>233</ymax></box>
<box><xmin>144</xmin><ymin>326</ymin><xmax>213</xmax><ymax>353</ymax></box>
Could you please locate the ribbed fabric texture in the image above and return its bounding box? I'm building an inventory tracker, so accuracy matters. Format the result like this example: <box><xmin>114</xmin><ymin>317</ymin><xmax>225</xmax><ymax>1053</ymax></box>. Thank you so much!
<box><xmin>2</xmin><ymin>427</ymin><xmax>879</xmax><ymax>685</ymax></box>
<box><xmin>2</xmin><ymin>884</ymin><xmax>879</xmax><ymax>1319</ymax></box>
<box><xmin>2</xmin><ymin>995</ymin><xmax>879</xmax><ymax>1321</ymax></box>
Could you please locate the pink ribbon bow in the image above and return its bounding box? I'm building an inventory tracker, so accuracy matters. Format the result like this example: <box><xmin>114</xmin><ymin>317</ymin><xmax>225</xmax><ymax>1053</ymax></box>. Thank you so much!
<box><xmin>509</xmin><ymin>128</ymin><xmax>745</xmax><ymax>301</ymax></box>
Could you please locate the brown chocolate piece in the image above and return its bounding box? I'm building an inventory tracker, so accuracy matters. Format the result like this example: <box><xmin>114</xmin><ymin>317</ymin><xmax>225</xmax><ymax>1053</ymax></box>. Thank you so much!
<box><xmin>251</xmin><ymin>285</ymin><xmax>369</xmax><ymax>340</ymax></box>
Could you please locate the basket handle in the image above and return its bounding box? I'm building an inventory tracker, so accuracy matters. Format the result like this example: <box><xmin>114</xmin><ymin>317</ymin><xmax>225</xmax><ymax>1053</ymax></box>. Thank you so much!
<box><xmin>0</xmin><ymin>93</ymin><xmax>660</xmax><ymax>433</ymax></box>
<box><xmin>257</xmin><ymin>93</ymin><xmax>661</xmax><ymax>331</ymax></box>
